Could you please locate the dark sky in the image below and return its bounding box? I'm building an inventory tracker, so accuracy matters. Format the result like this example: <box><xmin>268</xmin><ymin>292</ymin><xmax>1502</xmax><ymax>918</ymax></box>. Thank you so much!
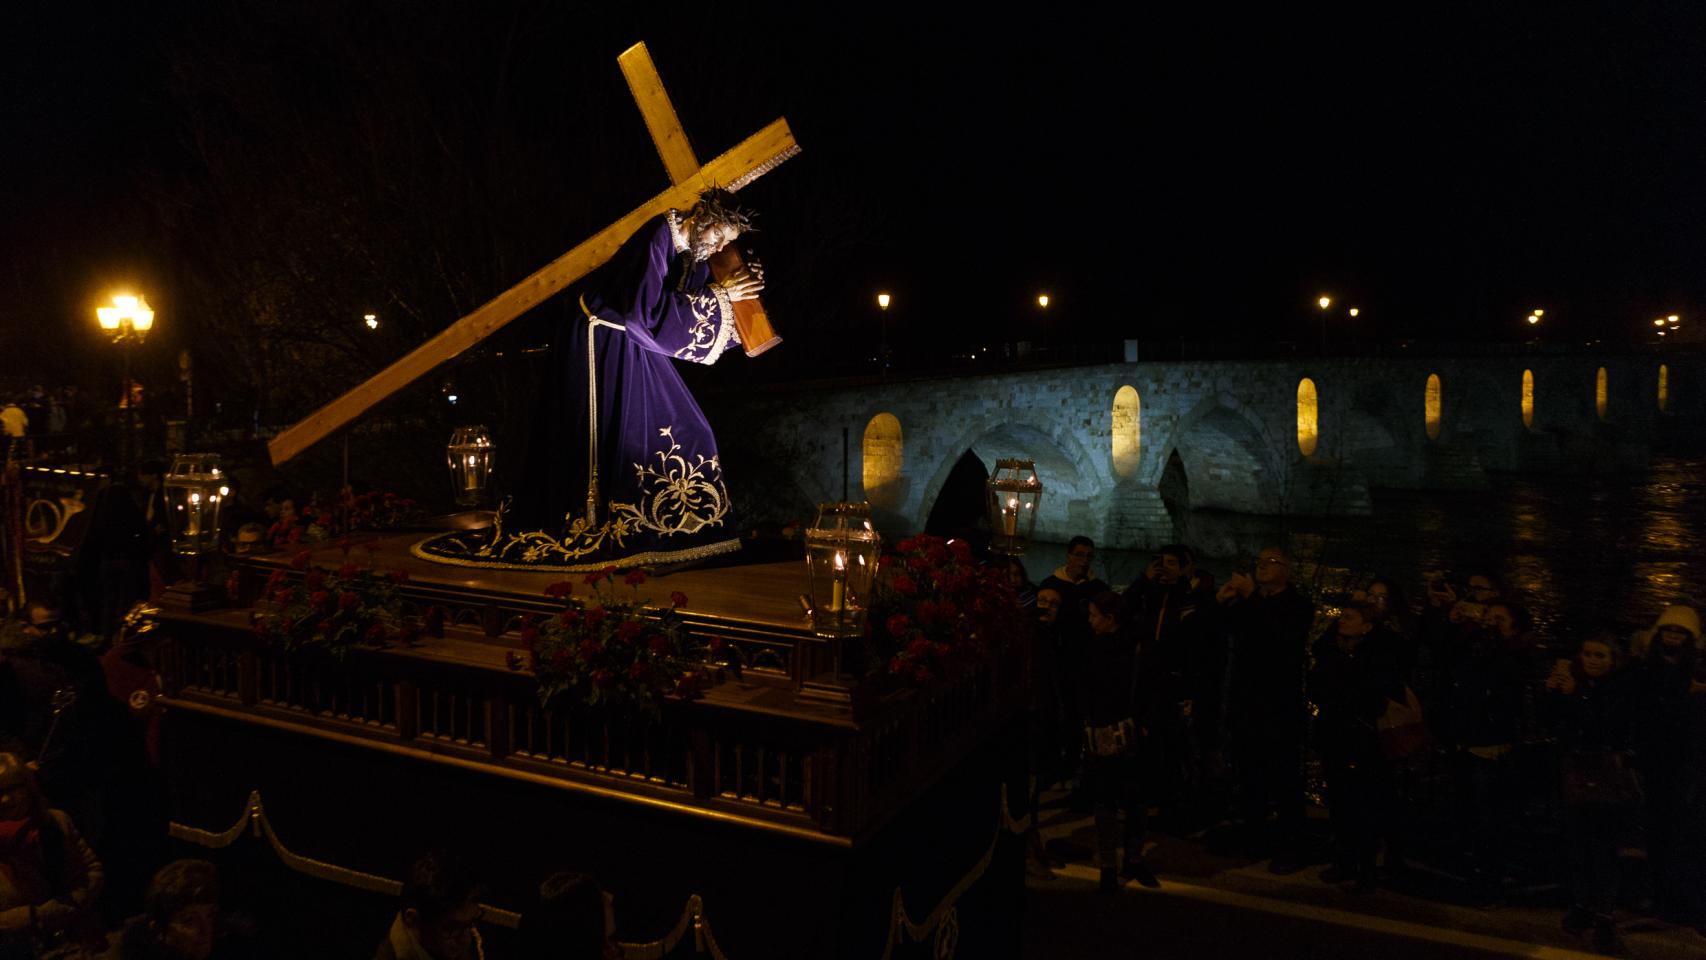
<box><xmin>4</xmin><ymin>2</ymin><xmax>1706</xmax><ymax>387</ymax></box>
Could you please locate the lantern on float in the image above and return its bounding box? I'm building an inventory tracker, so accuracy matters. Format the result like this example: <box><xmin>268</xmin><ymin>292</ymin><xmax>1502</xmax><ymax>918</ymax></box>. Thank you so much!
<box><xmin>804</xmin><ymin>502</ymin><xmax>881</xmax><ymax>653</ymax></box>
<box><xmin>446</xmin><ymin>426</ymin><xmax>495</xmax><ymax>507</ymax></box>
<box><xmin>985</xmin><ymin>458</ymin><xmax>1042</xmax><ymax>557</ymax></box>
<box><xmin>163</xmin><ymin>454</ymin><xmax>229</xmax><ymax>557</ymax></box>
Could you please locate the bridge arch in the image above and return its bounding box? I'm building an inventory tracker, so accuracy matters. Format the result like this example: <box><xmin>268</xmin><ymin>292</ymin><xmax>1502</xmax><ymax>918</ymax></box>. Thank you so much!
<box><xmin>1159</xmin><ymin>392</ymin><xmax>1284</xmax><ymax>514</ymax></box>
<box><xmin>915</xmin><ymin>417</ymin><xmax>1101</xmax><ymax>542</ymax></box>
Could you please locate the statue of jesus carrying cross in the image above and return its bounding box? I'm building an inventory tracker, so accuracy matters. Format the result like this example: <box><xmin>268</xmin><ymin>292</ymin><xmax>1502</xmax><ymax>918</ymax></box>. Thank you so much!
<box><xmin>258</xmin><ymin>42</ymin><xmax>796</xmax><ymax>571</ymax></box>
<box><xmin>415</xmin><ymin>187</ymin><xmax>765</xmax><ymax>569</ymax></box>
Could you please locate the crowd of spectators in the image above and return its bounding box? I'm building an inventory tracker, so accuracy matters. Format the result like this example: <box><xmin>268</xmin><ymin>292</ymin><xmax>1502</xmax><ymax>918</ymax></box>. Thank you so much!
<box><xmin>1017</xmin><ymin>535</ymin><xmax>1705</xmax><ymax>955</ymax></box>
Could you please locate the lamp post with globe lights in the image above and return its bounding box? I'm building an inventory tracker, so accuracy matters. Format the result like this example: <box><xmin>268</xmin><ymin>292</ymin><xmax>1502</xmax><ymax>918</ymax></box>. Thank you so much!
<box><xmin>96</xmin><ymin>293</ymin><xmax>155</xmax><ymax>473</ymax></box>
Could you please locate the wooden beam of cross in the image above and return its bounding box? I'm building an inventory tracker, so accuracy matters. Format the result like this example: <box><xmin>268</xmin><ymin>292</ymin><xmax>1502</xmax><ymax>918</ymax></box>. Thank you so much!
<box><xmin>267</xmin><ymin>42</ymin><xmax>799</xmax><ymax>466</ymax></box>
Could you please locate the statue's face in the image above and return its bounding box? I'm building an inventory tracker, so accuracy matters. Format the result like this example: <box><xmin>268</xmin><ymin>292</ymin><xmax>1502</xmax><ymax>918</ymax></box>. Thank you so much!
<box><xmin>690</xmin><ymin>221</ymin><xmax>740</xmax><ymax>261</ymax></box>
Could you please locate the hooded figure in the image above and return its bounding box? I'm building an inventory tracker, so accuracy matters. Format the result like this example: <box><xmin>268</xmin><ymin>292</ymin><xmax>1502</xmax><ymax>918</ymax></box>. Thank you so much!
<box><xmin>1630</xmin><ymin>603</ymin><xmax>1706</xmax><ymax>927</ymax></box>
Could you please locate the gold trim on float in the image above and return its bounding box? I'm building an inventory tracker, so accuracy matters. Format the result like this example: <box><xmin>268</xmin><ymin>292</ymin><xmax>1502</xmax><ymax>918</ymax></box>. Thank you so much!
<box><xmin>165</xmin><ymin>695</ymin><xmax>849</xmax><ymax>847</ymax></box>
<box><xmin>409</xmin><ymin>534</ymin><xmax>740</xmax><ymax>571</ymax></box>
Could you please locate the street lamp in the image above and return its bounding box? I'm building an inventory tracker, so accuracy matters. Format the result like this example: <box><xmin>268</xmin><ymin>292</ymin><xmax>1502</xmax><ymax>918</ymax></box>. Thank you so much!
<box><xmin>1316</xmin><ymin>295</ymin><xmax>1332</xmax><ymax>352</ymax></box>
<box><xmin>96</xmin><ymin>293</ymin><xmax>155</xmax><ymax>472</ymax></box>
<box><xmin>1348</xmin><ymin>307</ymin><xmax>1360</xmax><ymax>318</ymax></box>
<box><xmin>364</xmin><ymin>313</ymin><xmax>378</xmax><ymax>330</ymax></box>
<box><xmin>1037</xmin><ymin>294</ymin><xmax>1050</xmax><ymax>309</ymax></box>
<box><xmin>876</xmin><ymin>293</ymin><xmax>891</xmax><ymax>373</ymax></box>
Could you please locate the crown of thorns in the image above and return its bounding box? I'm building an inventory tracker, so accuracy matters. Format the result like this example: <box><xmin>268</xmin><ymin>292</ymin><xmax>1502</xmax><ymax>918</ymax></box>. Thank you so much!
<box><xmin>691</xmin><ymin>187</ymin><xmax>757</xmax><ymax>233</ymax></box>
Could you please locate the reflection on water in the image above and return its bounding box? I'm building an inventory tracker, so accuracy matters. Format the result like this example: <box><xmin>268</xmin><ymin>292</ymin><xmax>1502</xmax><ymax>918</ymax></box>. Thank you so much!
<box><xmin>1019</xmin><ymin>454</ymin><xmax>1705</xmax><ymax>644</ymax></box>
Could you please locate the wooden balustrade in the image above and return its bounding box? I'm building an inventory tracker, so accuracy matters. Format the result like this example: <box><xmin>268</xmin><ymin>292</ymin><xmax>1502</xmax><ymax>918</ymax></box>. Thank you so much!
<box><xmin>150</xmin><ymin>600</ymin><xmax>1026</xmax><ymax>844</ymax></box>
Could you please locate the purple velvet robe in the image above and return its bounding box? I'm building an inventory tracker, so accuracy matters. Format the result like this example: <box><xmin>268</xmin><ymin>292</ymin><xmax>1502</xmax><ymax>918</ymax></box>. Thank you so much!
<box><xmin>417</xmin><ymin>212</ymin><xmax>741</xmax><ymax>570</ymax></box>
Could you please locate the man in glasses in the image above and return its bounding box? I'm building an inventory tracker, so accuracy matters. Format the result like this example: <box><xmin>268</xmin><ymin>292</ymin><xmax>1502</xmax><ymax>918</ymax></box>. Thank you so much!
<box><xmin>1218</xmin><ymin>546</ymin><xmax>1316</xmax><ymax>872</ymax></box>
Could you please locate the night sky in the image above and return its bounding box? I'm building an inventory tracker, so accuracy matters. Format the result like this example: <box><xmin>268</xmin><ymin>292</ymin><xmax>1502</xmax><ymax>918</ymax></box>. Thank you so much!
<box><xmin>4</xmin><ymin>3</ymin><xmax>1705</xmax><ymax>394</ymax></box>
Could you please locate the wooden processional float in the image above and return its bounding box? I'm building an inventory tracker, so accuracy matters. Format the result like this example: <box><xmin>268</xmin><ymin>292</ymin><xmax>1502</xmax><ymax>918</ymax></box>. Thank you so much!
<box><xmin>266</xmin><ymin>41</ymin><xmax>794</xmax><ymax>468</ymax></box>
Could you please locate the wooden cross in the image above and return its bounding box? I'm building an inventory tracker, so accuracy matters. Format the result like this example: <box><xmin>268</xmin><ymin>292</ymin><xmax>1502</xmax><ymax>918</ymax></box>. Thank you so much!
<box><xmin>267</xmin><ymin>42</ymin><xmax>799</xmax><ymax>466</ymax></box>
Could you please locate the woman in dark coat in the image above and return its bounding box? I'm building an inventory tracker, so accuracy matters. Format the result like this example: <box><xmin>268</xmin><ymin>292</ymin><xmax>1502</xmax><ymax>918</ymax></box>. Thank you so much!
<box><xmin>1076</xmin><ymin>591</ymin><xmax>1161</xmax><ymax>892</ymax></box>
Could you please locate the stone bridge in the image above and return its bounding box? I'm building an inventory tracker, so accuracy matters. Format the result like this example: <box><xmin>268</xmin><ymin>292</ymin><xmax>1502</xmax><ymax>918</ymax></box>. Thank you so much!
<box><xmin>718</xmin><ymin>351</ymin><xmax>1702</xmax><ymax>550</ymax></box>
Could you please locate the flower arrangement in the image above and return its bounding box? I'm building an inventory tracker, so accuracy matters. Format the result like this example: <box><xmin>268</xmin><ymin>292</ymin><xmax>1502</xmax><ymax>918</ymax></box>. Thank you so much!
<box><xmin>508</xmin><ymin>567</ymin><xmax>723</xmax><ymax>718</ymax></box>
<box><xmin>244</xmin><ymin>550</ymin><xmax>420</xmax><ymax>659</ymax></box>
<box><xmin>267</xmin><ymin>489</ymin><xmax>424</xmax><ymax>547</ymax></box>
<box><xmin>867</xmin><ymin>535</ymin><xmax>1021</xmax><ymax>684</ymax></box>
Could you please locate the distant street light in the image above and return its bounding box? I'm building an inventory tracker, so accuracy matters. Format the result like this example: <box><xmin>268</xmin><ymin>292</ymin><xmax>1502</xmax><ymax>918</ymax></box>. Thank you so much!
<box><xmin>1037</xmin><ymin>294</ymin><xmax>1050</xmax><ymax>309</ymax></box>
<box><xmin>1533</xmin><ymin>308</ymin><xmax>1545</xmax><ymax>317</ymax></box>
<box><xmin>876</xmin><ymin>293</ymin><xmax>891</xmax><ymax>374</ymax></box>
<box><xmin>364</xmin><ymin>313</ymin><xmax>378</xmax><ymax>330</ymax></box>
<box><xmin>1318</xmin><ymin>296</ymin><xmax>1332</xmax><ymax>310</ymax></box>
<box><xmin>1316</xmin><ymin>295</ymin><xmax>1332</xmax><ymax>352</ymax></box>
<box><xmin>1654</xmin><ymin>318</ymin><xmax>1667</xmax><ymax>327</ymax></box>
<box><xmin>96</xmin><ymin>293</ymin><xmax>155</xmax><ymax>473</ymax></box>
<box><xmin>1348</xmin><ymin>307</ymin><xmax>1360</xmax><ymax>318</ymax></box>
<box><xmin>1527</xmin><ymin>314</ymin><xmax>1540</xmax><ymax>325</ymax></box>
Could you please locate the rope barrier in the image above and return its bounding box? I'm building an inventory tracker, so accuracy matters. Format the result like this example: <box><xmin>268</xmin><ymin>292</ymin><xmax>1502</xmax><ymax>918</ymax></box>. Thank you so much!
<box><xmin>169</xmin><ymin>783</ymin><xmax>1028</xmax><ymax>959</ymax></box>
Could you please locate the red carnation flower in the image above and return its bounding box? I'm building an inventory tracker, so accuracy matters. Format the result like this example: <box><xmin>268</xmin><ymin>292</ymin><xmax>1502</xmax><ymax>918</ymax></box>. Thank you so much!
<box><xmin>708</xmin><ymin>637</ymin><xmax>728</xmax><ymax>654</ymax></box>
<box><xmin>670</xmin><ymin>591</ymin><xmax>689</xmax><ymax>609</ymax></box>
<box><xmin>317</xmin><ymin>619</ymin><xmax>335</xmax><ymax>635</ymax></box>
<box><xmin>897</xmin><ymin>538</ymin><xmax>918</xmax><ymax>554</ymax></box>
<box><xmin>583</xmin><ymin>608</ymin><xmax>606</xmax><ymax>627</ymax></box>
<box><xmin>316</xmin><ymin>512</ymin><xmax>334</xmax><ymax>527</ymax></box>
<box><xmin>579</xmin><ymin>638</ymin><xmax>603</xmax><ymax>658</ymax></box>
<box><xmin>887</xmin><ymin>613</ymin><xmax>913</xmax><ymax>638</ymax></box>
<box><xmin>583</xmin><ymin>570</ymin><xmax>607</xmax><ymax>586</ymax></box>
<box><xmin>890</xmin><ymin>574</ymin><xmax>918</xmax><ymax>597</ymax></box>
<box><xmin>926</xmin><ymin>542</ymin><xmax>948</xmax><ymax>563</ymax></box>
<box><xmin>624</xmin><ymin>569</ymin><xmax>648</xmax><ymax>586</ymax></box>
<box><xmin>544</xmin><ymin>580</ymin><xmax>575</xmax><ymax>598</ymax></box>
<box><xmin>309</xmin><ymin>590</ymin><xmax>331</xmax><ymax>611</ymax></box>
<box><xmin>948</xmin><ymin>539</ymin><xmax>972</xmax><ymax>562</ymax></box>
<box><xmin>915</xmin><ymin>600</ymin><xmax>939</xmax><ymax>625</ymax></box>
<box><xmin>558</xmin><ymin>609</ymin><xmax>580</xmax><ymax>628</ymax></box>
<box><xmin>906</xmin><ymin>556</ymin><xmax>930</xmax><ymax>573</ymax></box>
<box><xmin>936</xmin><ymin>599</ymin><xmax>959</xmax><ymax>621</ymax></box>
<box><xmin>266</xmin><ymin>569</ymin><xmax>287</xmax><ymax>590</ymax></box>
<box><xmin>616</xmin><ymin>620</ymin><xmax>643</xmax><ymax>643</ymax></box>
<box><xmin>888</xmin><ymin>656</ymin><xmax>905</xmax><ymax>674</ymax></box>
<box><xmin>907</xmin><ymin>637</ymin><xmax>932</xmax><ymax>660</ymax></box>
<box><xmin>914</xmin><ymin>665</ymin><xmax>934</xmax><ymax>683</ymax></box>
<box><xmin>627</xmin><ymin>662</ymin><xmax>653</xmax><ymax>682</ymax></box>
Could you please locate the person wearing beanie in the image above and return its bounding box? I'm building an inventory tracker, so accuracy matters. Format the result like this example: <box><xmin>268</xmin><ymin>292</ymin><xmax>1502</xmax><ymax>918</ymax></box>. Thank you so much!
<box><xmin>1631</xmin><ymin>604</ymin><xmax>1706</xmax><ymax>930</ymax></box>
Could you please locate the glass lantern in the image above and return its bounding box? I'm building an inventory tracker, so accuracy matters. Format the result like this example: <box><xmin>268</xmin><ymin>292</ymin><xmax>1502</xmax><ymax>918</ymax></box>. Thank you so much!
<box><xmin>986</xmin><ymin>458</ymin><xmax>1042</xmax><ymax>557</ymax></box>
<box><xmin>446</xmin><ymin>426</ymin><xmax>495</xmax><ymax>507</ymax></box>
<box><xmin>163</xmin><ymin>454</ymin><xmax>229</xmax><ymax>557</ymax></box>
<box><xmin>804</xmin><ymin>502</ymin><xmax>881</xmax><ymax>643</ymax></box>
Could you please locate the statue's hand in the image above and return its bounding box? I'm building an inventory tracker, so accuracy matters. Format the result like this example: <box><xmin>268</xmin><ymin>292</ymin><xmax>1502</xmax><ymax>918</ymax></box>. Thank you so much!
<box><xmin>718</xmin><ymin>269</ymin><xmax>765</xmax><ymax>303</ymax></box>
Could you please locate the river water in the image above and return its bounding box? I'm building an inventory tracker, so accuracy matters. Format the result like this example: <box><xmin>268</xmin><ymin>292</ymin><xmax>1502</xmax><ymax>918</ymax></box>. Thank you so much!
<box><xmin>1018</xmin><ymin>453</ymin><xmax>1706</xmax><ymax>645</ymax></box>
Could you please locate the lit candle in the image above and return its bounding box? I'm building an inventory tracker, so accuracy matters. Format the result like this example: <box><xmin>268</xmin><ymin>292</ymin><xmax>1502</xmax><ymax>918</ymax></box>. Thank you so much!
<box><xmin>830</xmin><ymin>551</ymin><xmax>846</xmax><ymax>612</ymax></box>
<box><xmin>1004</xmin><ymin>497</ymin><xmax>1018</xmax><ymax>537</ymax></box>
<box><xmin>186</xmin><ymin>492</ymin><xmax>201</xmax><ymax>536</ymax></box>
<box><xmin>464</xmin><ymin>454</ymin><xmax>479</xmax><ymax>491</ymax></box>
